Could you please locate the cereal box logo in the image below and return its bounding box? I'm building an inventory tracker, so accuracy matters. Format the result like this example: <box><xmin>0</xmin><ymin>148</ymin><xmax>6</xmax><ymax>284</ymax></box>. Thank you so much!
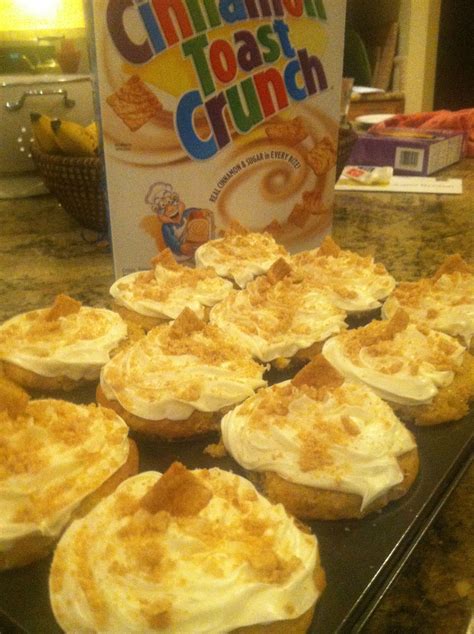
<box><xmin>106</xmin><ymin>0</ymin><xmax>329</xmax><ymax>159</ymax></box>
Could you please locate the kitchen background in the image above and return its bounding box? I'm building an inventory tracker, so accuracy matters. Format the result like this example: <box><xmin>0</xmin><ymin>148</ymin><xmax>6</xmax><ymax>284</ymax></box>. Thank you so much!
<box><xmin>1</xmin><ymin>0</ymin><xmax>471</xmax><ymax>196</ymax></box>
<box><xmin>0</xmin><ymin>1</ymin><xmax>472</xmax><ymax>633</ymax></box>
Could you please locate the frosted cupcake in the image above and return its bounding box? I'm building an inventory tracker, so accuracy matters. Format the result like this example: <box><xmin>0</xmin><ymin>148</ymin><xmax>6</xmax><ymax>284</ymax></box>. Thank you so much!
<box><xmin>382</xmin><ymin>254</ymin><xmax>474</xmax><ymax>350</ymax></box>
<box><xmin>110</xmin><ymin>248</ymin><xmax>233</xmax><ymax>330</ymax></box>
<box><xmin>194</xmin><ymin>222</ymin><xmax>290</xmax><ymax>288</ymax></box>
<box><xmin>209</xmin><ymin>258</ymin><xmax>347</xmax><ymax>369</ymax></box>
<box><xmin>0</xmin><ymin>294</ymin><xmax>140</xmax><ymax>392</ymax></box>
<box><xmin>97</xmin><ymin>308</ymin><xmax>267</xmax><ymax>440</ymax></box>
<box><xmin>50</xmin><ymin>463</ymin><xmax>325</xmax><ymax>634</ymax></box>
<box><xmin>292</xmin><ymin>236</ymin><xmax>396</xmax><ymax>320</ymax></box>
<box><xmin>221</xmin><ymin>356</ymin><xmax>418</xmax><ymax>520</ymax></box>
<box><xmin>0</xmin><ymin>377</ymin><xmax>138</xmax><ymax>570</ymax></box>
<box><xmin>322</xmin><ymin>309</ymin><xmax>474</xmax><ymax>425</ymax></box>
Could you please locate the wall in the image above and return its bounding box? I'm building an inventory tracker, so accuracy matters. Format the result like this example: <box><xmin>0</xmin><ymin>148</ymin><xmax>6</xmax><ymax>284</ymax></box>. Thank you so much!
<box><xmin>402</xmin><ymin>0</ymin><xmax>441</xmax><ymax>113</ymax></box>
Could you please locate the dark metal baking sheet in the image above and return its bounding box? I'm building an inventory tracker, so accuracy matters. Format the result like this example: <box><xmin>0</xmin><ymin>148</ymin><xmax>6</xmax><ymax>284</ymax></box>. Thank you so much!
<box><xmin>0</xmin><ymin>385</ymin><xmax>472</xmax><ymax>634</ymax></box>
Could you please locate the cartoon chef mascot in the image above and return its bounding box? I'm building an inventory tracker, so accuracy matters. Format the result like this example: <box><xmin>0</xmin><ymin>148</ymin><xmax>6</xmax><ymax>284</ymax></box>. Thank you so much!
<box><xmin>140</xmin><ymin>182</ymin><xmax>213</xmax><ymax>262</ymax></box>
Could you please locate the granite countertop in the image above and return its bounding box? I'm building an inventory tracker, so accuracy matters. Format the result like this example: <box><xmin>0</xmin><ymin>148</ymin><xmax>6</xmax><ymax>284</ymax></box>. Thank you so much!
<box><xmin>0</xmin><ymin>159</ymin><xmax>472</xmax><ymax>632</ymax></box>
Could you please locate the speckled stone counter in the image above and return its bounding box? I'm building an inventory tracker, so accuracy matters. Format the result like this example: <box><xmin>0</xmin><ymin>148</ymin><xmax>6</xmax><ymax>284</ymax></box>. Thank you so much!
<box><xmin>0</xmin><ymin>159</ymin><xmax>472</xmax><ymax>632</ymax></box>
<box><xmin>332</xmin><ymin>160</ymin><xmax>473</xmax><ymax>284</ymax></box>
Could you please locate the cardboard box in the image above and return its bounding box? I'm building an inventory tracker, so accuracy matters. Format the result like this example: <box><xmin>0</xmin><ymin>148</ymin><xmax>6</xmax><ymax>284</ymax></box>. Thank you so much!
<box><xmin>87</xmin><ymin>1</ymin><xmax>347</xmax><ymax>276</ymax></box>
<box><xmin>348</xmin><ymin>129</ymin><xmax>464</xmax><ymax>176</ymax></box>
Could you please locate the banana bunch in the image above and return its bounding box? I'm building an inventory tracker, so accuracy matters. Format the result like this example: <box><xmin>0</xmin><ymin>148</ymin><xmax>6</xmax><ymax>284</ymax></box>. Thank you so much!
<box><xmin>30</xmin><ymin>113</ymin><xmax>99</xmax><ymax>157</ymax></box>
<box><xmin>30</xmin><ymin>113</ymin><xmax>61</xmax><ymax>154</ymax></box>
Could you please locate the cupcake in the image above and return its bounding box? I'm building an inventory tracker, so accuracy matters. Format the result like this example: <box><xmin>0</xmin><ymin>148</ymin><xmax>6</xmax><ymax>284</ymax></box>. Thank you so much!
<box><xmin>0</xmin><ymin>294</ymin><xmax>140</xmax><ymax>392</ymax></box>
<box><xmin>322</xmin><ymin>309</ymin><xmax>474</xmax><ymax>425</ymax></box>
<box><xmin>97</xmin><ymin>308</ymin><xmax>267</xmax><ymax>440</ymax></box>
<box><xmin>110</xmin><ymin>248</ymin><xmax>233</xmax><ymax>331</ymax></box>
<box><xmin>0</xmin><ymin>377</ymin><xmax>138</xmax><ymax>570</ymax></box>
<box><xmin>292</xmin><ymin>236</ymin><xmax>396</xmax><ymax>321</ymax></box>
<box><xmin>209</xmin><ymin>258</ymin><xmax>347</xmax><ymax>370</ymax></box>
<box><xmin>221</xmin><ymin>356</ymin><xmax>418</xmax><ymax>520</ymax></box>
<box><xmin>194</xmin><ymin>221</ymin><xmax>290</xmax><ymax>288</ymax></box>
<box><xmin>382</xmin><ymin>254</ymin><xmax>474</xmax><ymax>350</ymax></box>
<box><xmin>50</xmin><ymin>462</ymin><xmax>325</xmax><ymax>634</ymax></box>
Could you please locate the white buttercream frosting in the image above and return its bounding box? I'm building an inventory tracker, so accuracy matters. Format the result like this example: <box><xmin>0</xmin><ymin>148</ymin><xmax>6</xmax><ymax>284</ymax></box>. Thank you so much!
<box><xmin>0</xmin><ymin>306</ymin><xmax>128</xmax><ymax>380</ymax></box>
<box><xmin>222</xmin><ymin>381</ymin><xmax>416</xmax><ymax>510</ymax></box>
<box><xmin>195</xmin><ymin>231</ymin><xmax>289</xmax><ymax>288</ymax></box>
<box><xmin>50</xmin><ymin>468</ymin><xmax>321</xmax><ymax>634</ymax></box>
<box><xmin>110</xmin><ymin>265</ymin><xmax>233</xmax><ymax>320</ymax></box>
<box><xmin>100</xmin><ymin>318</ymin><xmax>267</xmax><ymax>420</ymax></box>
<box><xmin>322</xmin><ymin>319</ymin><xmax>466</xmax><ymax>405</ymax></box>
<box><xmin>382</xmin><ymin>271</ymin><xmax>474</xmax><ymax>347</ymax></box>
<box><xmin>209</xmin><ymin>270</ymin><xmax>347</xmax><ymax>363</ymax></box>
<box><xmin>292</xmin><ymin>239</ymin><xmax>396</xmax><ymax>313</ymax></box>
<box><xmin>0</xmin><ymin>399</ymin><xmax>130</xmax><ymax>554</ymax></box>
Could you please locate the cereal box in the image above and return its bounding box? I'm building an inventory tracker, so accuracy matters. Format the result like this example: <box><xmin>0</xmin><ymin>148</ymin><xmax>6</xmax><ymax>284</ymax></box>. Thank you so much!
<box><xmin>88</xmin><ymin>1</ymin><xmax>347</xmax><ymax>276</ymax></box>
<box><xmin>348</xmin><ymin>129</ymin><xmax>465</xmax><ymax>176</ymax></box>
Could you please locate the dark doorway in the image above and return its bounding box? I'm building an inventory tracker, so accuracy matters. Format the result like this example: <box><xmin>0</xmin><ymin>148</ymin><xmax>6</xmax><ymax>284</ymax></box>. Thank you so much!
<box><xmin>434</xmin><ymin>0</ymin><xmax>474</xmax><ymax>110</ymax></box>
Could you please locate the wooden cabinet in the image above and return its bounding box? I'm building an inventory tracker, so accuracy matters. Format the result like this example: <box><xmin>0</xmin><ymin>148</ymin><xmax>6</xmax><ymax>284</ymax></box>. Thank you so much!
<box><xmin>348</xmin><ymin>93</ymin><xmax>405</xmax><ymax>121</ymax></box>
<box><xmin>346</xmin><ymin>0</ymin><xmax>442</xmax><ymax>113</ymax></box>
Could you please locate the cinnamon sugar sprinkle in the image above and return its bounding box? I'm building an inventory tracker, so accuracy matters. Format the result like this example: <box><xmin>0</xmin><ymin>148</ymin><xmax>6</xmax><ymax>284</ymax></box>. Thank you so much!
<box><xmin>110</xmin><ymin>467</ymin><xmax>306</xmax><ymax>593</ymax></box>
<box><xmin>244</xmin><ymin>381</ymin><xmax>362</xmax><ymax>475</ymax></box>
<box><xmin>116</xmin><ymin>255</ymin><xmax>221</xmax><ymax>303</ymax></box>
<box><xmin>0</xmin><ymin>302</ymin><xmax>119</xmax><ymax>348</ymax></box>
<box><xmin>432</xmin><ymin>254</ymin><xmax>472</xmax><ymax>280</ymax></box>
<box><xmin>220</xmin><ymin>266</ymin><xmax>343</xmax><ymax>338</ymax></box>
<box><xmin>293</xmin><ymin>237</ymin><xmax>393</xmax><ymax>300</ymax></box>
<box><xmin>388</xmin><ymin>254</ymin><xmax>473</xmax><ymax>309</ymax></box>
<box><xmin>154</xmin><ymin>310</ymin><xmax>261</xmax><ymax>373</ymax></box>
<box><xmin>2</xmin><ymin>400</ymin><xmax>127</xmax><ymax>525</ymax></box>
<box><xmin>338</xmin><ymin>309</ymin><xmax>463</xmax><ymax>373</ymax></box>
<box><xmin>204</xmin><ymin>231</ymin><xmax>287</xmax><ymax>262</ymax></box>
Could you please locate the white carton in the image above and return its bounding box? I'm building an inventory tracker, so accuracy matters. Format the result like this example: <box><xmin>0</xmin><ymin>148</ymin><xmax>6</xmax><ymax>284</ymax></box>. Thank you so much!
<box><xmin>88</xmin><ymin>0</ymin><xmax>346</xmax><ymax>276</ymax></box>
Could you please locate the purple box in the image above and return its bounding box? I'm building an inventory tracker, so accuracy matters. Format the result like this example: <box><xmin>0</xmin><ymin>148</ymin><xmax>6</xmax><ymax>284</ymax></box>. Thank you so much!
<box><xmin>348</xmin><ymin>128</ymin><xmax>464</xmax><ymax>175</ymax></box>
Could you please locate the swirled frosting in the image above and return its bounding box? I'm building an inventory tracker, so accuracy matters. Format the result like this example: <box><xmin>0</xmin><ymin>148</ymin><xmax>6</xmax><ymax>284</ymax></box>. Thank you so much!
<box><xmin>322</xmin><ymin>314</ymin><xmax>466</xmax><ymax>405</ymax></box>
<box><xmin>195</xmin><ymin>231</ymin><xmax>289</xmax><ymax>288</ymax></box>
<box><xmin>222</xmin><ymin>381</ymin><xmax>416</xmax><ymax>510</ymax></box>
<box><xmin>0</xmin><ymin>305</ymin><xmax>128</xmax><ymax>380</ymax></box>
<box><xmin>209</xmin><ymin>267</ymin><xmax>347</xmax><ymax>363</ymax></box>
<box><xmin>50</xmin><ymin>468</ymin><xmax>321</xmax><ymax>634</ymax></box>
<box><xmin>382</xmin><ymin>268</ymin><xmax>474</xmax><ymax>347</ymax></box>
<box><xmin>0</xmin><ymin>400</ymin><xmax>130</xmax><ymax>554</ymax></box>
<box><xmin>110</xmin><ymin>263</ymin><xmax>233</xmax><ymax>320</ymax></box>
<box><xmin>292</xmin><ymin>237</ymin><xmax>396</xmax><ymax>313</ymax></box>
<box><xmin>100</xmin><ymin>312</ymin><xmax>267</xmax><ymax>420</ymax></box>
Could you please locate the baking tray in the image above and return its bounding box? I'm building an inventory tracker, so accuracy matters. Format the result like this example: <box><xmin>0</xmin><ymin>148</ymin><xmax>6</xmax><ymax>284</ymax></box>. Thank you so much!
<box><xmin>0</xmin><ymin>382</ymin><xmax>472</xmax><ymax>634</ymax></box>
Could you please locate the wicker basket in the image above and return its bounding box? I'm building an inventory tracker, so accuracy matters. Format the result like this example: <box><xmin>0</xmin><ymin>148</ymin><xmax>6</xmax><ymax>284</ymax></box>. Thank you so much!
<box><xmin>31</xmin><ymin>144</ymin><xmax>108</xmax><ymax>232</ymax></box>
<box><xmin>31</xmin><ymin>125</ymin><xmax>356</xmax><ymax>233</ymax></box>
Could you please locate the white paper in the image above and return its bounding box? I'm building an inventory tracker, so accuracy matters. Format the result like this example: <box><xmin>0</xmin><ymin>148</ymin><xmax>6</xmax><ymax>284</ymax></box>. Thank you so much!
<box><xmin>352</xmin><ymin>86</ymin><xmax>385</xmax><ymax>94</ymax></box>
<box><xmin>335</xmin><ymin>176</ymin><xmax>463</xmax><ymax>194</ymax></box>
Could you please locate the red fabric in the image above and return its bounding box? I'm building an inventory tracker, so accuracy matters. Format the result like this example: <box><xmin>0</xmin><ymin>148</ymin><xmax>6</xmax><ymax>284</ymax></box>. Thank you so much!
<box><xmin>369</xmin><ymin>108</ymin><xmax>474</xmax><ymax>157</ymax></box>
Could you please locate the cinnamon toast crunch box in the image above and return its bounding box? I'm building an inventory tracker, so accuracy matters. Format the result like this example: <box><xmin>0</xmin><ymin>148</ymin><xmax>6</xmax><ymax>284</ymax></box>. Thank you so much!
<box><xmin>88</xmin><ymin>1</ymin><xmax>346</xmax><ymax>276</ymax></box>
